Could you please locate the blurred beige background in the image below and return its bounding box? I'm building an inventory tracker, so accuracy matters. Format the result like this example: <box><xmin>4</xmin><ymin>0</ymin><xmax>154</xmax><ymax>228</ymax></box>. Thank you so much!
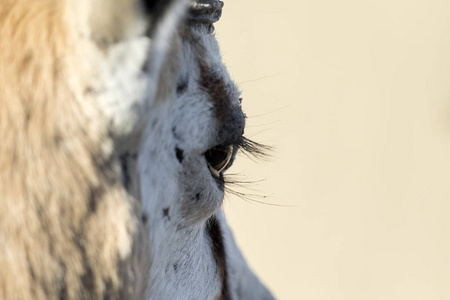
<box><xmin>216</xmin><ymin>1</ymin><xmax>450</xmax><ymax>299</ymax></box>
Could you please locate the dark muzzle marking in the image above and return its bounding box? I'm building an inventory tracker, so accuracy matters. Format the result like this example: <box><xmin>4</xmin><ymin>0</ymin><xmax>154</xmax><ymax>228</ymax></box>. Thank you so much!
<box><xmin>206</xmin><ymin>215</ymin><xmax>230</xmax><ymax>300</ymax></box>
<box><xmin>198</xmin><ymin>60</ymin><xmax>233</xmax><ymax>123</ymax></box>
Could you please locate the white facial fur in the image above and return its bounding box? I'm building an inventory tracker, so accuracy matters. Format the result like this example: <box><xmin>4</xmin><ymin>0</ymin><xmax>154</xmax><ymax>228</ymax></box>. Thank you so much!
<box><xmin>138</xmin><ymin>21</ymin><xmax>275</xmax><ymax>299</ymax></box>
<box><xmin>84</xmin><ymin>0</ymin><xmax>188</xmax><ymax>148</ymax></box>
<box><xmin>0</xmin><ymin>1</ymin><xmax>189</xmax><ymax>299</ymax></box>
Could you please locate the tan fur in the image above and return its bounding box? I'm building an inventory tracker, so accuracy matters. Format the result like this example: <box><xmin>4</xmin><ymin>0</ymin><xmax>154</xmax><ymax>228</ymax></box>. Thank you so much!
<box><xmin>0</xmin><ymin>1</ymin><xmax>161</xmax><ymax>299</ymax></box>
<box><xmin>89</xmin><ymin>0</ymin><xmax>143</xmax><ymax>44</ymax></box>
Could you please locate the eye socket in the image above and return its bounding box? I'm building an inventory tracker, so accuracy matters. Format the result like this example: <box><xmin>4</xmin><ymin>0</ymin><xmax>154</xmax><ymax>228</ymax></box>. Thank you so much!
<box><xmin>205</xmin><ymin>145</ymin><xmax>233</xmax><ymax>177</ymax></box>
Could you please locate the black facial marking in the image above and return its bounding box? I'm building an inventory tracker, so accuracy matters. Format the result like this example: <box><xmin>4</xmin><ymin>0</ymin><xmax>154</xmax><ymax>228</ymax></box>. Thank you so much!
<box><xmin>175</xmin><ymin>147</ymin><xmax>184</xmax><ymax>163</ymax></box>
<box><xmin>195</xmin><ymin>192</ymin><xmax>201</xmax><ymax>201</ymax></box>
<box><xmin>206</xmin><ymin>215</ymin><xmax>230</xmax><ymax>300</ymax></box>
<box><xmin>119</xmin><ymin>153</ymin><xmax>131</xmax><ymax>190</ymax></box>
<box><xmin>198</xmin><ymin>60</ymin><xmax>233</xmax><ymax>123</ymax></box>
<box><xmin>173</xmin><ymin>263</ymin><xmax>178</xmax><ymax>272</ymax></box>
<box><xmin>143</xmin><ymin>0</ymin><xmax>177</xmax><ymax>28</ymax></box>
<box><xmin>163</xmin><ymin>208</ymin><xmax>171</xmax><ymax>221</ymax></box>
<box><xmin>176</xmin><ymin>78</ymin><xmax>188</xmax><ymax>94</ymax></box>
<box><xmin>141</xmin><ymin>213</ymin><xmax>148</xmax><ymax>224</ymax></box>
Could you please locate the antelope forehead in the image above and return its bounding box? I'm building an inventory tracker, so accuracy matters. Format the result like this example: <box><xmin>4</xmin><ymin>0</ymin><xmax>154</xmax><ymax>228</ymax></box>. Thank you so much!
<box><xmin>170</xmin><ymin>92</ymin><xmax>217</xmax><ymax>150</ymax></box>
<box><xmin>171</xmin><ymin>54</ymin><xmax>241</xmax><ymax>150</ymax></box>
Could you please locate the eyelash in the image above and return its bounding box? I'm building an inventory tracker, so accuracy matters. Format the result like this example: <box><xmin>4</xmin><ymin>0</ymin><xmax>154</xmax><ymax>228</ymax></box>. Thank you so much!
<box><xmin>234</xmin><ymin>136</ymin><xmax>272</xmax><ymax>160</ymax></box>
<box><xmin>223</xmin><ymin>136</ymin><xmax>270</xmax><ymax>189</ymax></box>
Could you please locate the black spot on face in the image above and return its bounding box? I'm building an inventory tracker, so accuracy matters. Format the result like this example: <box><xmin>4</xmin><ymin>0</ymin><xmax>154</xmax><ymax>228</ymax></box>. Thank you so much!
<box><xmin>163</xmin><ymin>208</ymin><xmax>171</xmax><ymax>221</ymax></box>
<box><xmin>173</xmin><ymin>263</ymin><xmax>178</xmax><ymax>272</ymax></box>
<box><xmin>195</xmin><ymin>192</ymin><xmax>201</xmax><ymax>201</ymax></box>
<box><xmin>176</xmin><ymin>78</ymin><xmax>188</xmax><ymax>94</ymax></box>
<box><xmin>141</xmin><ymin>213</ymin><xmax>148</xmax><ymax>224</ymax></box>
<box><xmin>175</xmin><ymin>147</ymin><xmax>184</xmax><ymax>163</ymax></box>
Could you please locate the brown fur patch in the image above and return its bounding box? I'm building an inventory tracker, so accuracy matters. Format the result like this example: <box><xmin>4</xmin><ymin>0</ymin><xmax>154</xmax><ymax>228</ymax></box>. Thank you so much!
<box><xmin>198</xmin><ymin>59</ymin><xmax>233</xmax><ymax>123</ymax></box>
<box><xmin>0</xmin><ymin>1</ymin><xmax>148</xmax><ymax>299</ymax></box>
<box><xmin>206</xmin><ymin>215</ymin><xmax>230</xmax><ymax>300</ymax></box>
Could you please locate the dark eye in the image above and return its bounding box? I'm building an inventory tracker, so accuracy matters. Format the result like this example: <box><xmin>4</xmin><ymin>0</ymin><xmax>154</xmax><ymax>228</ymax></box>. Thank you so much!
<box><xmin>205</xmin><ymin>145</ymin><xmax>233</xmax><ymax>177</ymax></box>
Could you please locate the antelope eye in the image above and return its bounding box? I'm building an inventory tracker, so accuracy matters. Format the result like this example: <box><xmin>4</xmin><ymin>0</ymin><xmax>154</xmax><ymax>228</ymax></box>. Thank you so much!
<box><xmin>205</xmin><ymin>145</ymin><xmax>233</xmax><ymax>177</ymax></box>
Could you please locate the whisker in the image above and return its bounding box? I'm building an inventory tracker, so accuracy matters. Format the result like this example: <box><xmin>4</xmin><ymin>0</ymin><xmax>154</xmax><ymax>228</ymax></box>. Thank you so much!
<box><xmin>244</xmin><ymin>129</ymin><xmax>277</xmax><ymax>140</ymax></box>
<box><xmin>224</xmin><ymin>187</ymin><xmax>295</xmax><ymax>208</ymax></box>
<box><xmin>223</xmin><ymin>174</ymin><xmax>296</xmax><ymax>208</ymax></box>
<box><xmin>245</xmin><ymin>106</ymin><xmax>290</xmax><ymax>118</ymax></box>
<box><xmin>237</xmin><ymin>72</ymin><xmax>286</xmax><ymax>85</ymax></box>
<box><xmin>245</xmin><ymin>120</ymin><xmax>281</xmax><ymax>128</ymax></box>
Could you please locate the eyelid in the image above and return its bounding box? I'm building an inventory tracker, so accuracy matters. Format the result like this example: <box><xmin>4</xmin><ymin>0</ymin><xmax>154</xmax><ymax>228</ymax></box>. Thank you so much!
<box><xmin>214</xmin><ymin>108</ymin><xmax>246</xmax><ymax>149</ymax></box>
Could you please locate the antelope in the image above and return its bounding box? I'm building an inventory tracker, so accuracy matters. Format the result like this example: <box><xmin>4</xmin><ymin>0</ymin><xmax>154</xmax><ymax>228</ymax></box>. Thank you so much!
<box><xmin>0</xmin><ymin>0</ymin><xmax>274</xmax><ymax>299</ymax></box>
